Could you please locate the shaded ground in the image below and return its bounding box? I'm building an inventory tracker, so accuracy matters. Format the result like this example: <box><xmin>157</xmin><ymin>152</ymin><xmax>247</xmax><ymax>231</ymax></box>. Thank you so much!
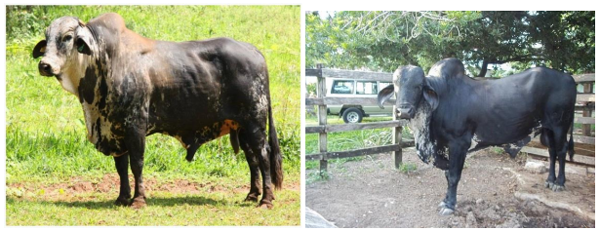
<box><xmin>306</xmin><ymin>149</ymin><xmax>594</xmax><ymax>228</ymax></box>
<box><xmin>7</xmin><ymin>174</ymin><xmax>301</xmax><ymax>225</ymax></box>
<box><xmin>8</xmin><ymin>173</ymin><xmax>300</xmax><ymax>203</ymax></box>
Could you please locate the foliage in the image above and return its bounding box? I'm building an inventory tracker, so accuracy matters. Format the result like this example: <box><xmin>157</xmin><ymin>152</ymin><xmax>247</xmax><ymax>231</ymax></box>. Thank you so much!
<box><xmin>6</xmin><ymin>5</ymin><xmax>300</xmax><ymax>225</ymax></box>
<box><xmin>306</xmin><ymin>82</ymin><xmax>317</xmax><ymax>96</ymax></box>
<box><xmin>306</xmin><ymin>170</ymin><xmax>330</xmax><ymax>184</ymax></box>
<box><xmin>306</xmin><ymin>11</ymin><xmax>594</xmax><ymax>76</ymax></box>
<box><xmin>398</xmin><ymin>162</ymin><xmax>417</xmax><ymax>174</ymax></box>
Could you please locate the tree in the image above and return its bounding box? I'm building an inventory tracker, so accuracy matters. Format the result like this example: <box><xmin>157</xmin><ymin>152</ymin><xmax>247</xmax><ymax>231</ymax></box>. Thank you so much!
<box><xmin>306</xmin><ymin>11</ymin><xmax>595</xmax><ymax>76</ymax></box>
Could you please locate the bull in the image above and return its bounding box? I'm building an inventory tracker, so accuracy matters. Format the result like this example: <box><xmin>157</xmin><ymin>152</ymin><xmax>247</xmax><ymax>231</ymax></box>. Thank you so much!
<box><xmin>32</xmin><ymin>13</ymin><xmax>283</xmax><ymax>208</ymax></box>
<box><xmin>378</xmin><ymin>58</ymin><xmax>576</xmax><ymax>215</ymax></box>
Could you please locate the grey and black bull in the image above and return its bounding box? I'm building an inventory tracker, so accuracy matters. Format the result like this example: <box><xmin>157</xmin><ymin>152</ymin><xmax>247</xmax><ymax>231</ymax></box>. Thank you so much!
<box><xmin>378</xmin><ymin>58</ymin><xmax>576</xmax><ymax>215</ymax></box>
<box><xmin>32</xmin><ymin>13</ymin><xmax>283</xmax><ymax>208</ymax></box>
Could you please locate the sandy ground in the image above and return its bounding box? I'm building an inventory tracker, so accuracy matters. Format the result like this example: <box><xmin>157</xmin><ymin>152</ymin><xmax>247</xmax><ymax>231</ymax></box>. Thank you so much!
<box><xmin>306</xmin><ymin>148</ymin><xmax>595</xmax><ymax>228</ymax></box>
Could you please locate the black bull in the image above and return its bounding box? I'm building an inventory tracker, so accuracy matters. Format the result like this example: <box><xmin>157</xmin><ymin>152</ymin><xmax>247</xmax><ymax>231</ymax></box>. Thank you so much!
<box><xmin>378</xmin><ymin>58</ymin><xmax>576</xmax><ymax>215</ymax></box>
<box><xmin>32</xmin><ymin>13</ymin><xmax>283</xmax><ymax>208</ymax></box>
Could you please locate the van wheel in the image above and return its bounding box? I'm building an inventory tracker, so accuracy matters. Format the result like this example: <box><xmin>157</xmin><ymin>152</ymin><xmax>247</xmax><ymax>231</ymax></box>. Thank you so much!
<box><xmin>342</xmin><ymin>108</ymin><xmax>363</xmax><ymax>123</ymax></box>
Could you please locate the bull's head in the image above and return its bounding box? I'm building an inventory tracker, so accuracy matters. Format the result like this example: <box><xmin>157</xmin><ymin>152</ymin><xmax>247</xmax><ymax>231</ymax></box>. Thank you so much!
<box><xmin>32</xmin><ymin>16</ymin><xmax>93</xmax><ymax>78</ymax></box>
<box><xmin>377</xmin><ymin>65</ymin><xmax>439</xmax><ymax>119</ymax></box>
<box><xmin>377</xmin><ymin>65</ymin><xmax>440</xmax><ymax>164</ymax></box>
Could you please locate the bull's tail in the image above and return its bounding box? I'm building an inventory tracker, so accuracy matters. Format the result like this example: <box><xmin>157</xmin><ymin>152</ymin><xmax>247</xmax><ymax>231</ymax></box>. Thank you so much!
<box><xmin>568</xmin><ymin>119</ymin><xmax>575</xmax><ymax>162</ymax></box>
<box><xmin>268</xmin><ymin>96</ymin><xmax>283</xmax><ymax>189</ymax></box>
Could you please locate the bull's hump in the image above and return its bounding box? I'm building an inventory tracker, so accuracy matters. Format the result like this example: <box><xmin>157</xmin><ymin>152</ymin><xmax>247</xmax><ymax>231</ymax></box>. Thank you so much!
<box><xmin>89</xmin><ymin>13</ymin><xmax>126</xmax><ymax>32</ymax></box>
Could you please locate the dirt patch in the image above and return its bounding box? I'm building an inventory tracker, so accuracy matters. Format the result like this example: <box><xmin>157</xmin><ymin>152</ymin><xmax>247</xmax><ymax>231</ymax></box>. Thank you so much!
<box><xmin>8</xmin><ymin>173</ymin><xmax>299</xmax><ymax>202</ymax></box>
<box><xmin>306</xmin><ymin>149</ymin><xmax>594</xmax><ymax>228</ymax></box>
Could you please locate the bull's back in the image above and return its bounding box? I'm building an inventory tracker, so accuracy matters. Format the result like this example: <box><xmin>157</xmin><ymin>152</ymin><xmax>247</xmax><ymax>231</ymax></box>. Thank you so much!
<box><xmin>469</xmin><ymin>67</ymin><xmax>575</xmax><ymax>144</ymax></box>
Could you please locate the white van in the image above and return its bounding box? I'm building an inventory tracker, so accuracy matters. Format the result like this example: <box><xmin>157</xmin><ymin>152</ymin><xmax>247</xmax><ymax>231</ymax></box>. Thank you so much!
<box><xmin>326</xmin><ymin>78</ymin><xmax>393</xmax><ymax>123</ymax></box>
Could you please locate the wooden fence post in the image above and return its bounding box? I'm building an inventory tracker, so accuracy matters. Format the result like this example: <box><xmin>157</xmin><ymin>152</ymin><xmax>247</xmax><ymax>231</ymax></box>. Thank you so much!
<box><xmin>316</xmin><ymin>64</ymin><xmax>328</xmax><ymax>176</ymax></box>
<box><xmin>392</xmin><ymin>105</ymin><xmax>402</xmax><ymax>168</ymax></box>
<box><xmin>582</xmin><ymin>82</ymin><xmax>593</xmax><ymax>136</ymax></box>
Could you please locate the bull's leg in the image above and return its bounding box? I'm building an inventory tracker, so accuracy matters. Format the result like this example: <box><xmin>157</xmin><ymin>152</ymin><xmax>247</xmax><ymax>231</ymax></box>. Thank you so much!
<box><xmin>244</xmin><ymin>153</ymin><xmax>262</xmax><ymax>202</ymax></box>
<box><xmin>439</xmin><ymin>137</ymin><xmax>470</xmax><ymax>215</ymax></box>
<box><xmin>541</xmin><ymin>129</ymin><xmax>558</xmax><ymax>189</ymax></box>
<box><xmin>114</xmin><ymin>154</ymin><xmax>131</xmax><ymax>206</ymax></box>
<box><xmin>554</xmin><ymin>150</ymin><xmax>567</xmax><ymax>191</ymax></box>
<box><xmin>255</xmin><ymin>145</ymin><xmax>275</xmax><ymax>208</ymax></box>
<box><xmin>126</xmin><ymin>127</ymin><xmax>147</xmax><ymax>208</ymax></box>
<box><xmin>241</xmin><ymin>119</ymin><xmax>274</xmax><ymax>208</ymax></box>
<box><xmin>545</xmin><ymin>147</ymin><xmax>558</xmax><ymax>189</ymax></box>
<box><xmin>239</xmin><ymin>132</ymin><xmax>261</xmax><ymax>202</ymax></box>
<box><xmin>551</xmin><ymin>128</ymin><xmax>568</xmax><ymax>191</ymax></box>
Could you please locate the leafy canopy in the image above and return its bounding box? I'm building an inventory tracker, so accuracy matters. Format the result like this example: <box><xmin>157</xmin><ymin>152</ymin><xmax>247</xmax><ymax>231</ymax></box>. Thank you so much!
<box><xmin>306</xmin><ymin>11</ymin><xmax>594</xmax><ymax>76</ymax></box>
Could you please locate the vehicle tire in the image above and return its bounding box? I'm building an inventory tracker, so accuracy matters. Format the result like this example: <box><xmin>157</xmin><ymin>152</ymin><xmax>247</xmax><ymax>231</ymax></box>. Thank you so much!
<box><xmin>342</xmin><ymin>108</ymin><xmax>363</xmax><ymax>123</ymax></box>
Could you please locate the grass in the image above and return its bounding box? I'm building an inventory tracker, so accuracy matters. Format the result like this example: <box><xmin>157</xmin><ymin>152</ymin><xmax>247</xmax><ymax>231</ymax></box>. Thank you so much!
<box><xmin>398</xmin><ymin>162</ymin><xmax>417</xmax><ymax>174</ymax></box>
<box><xmin>6</xmin><ymin>5</ymin><xmax>300</xmax><ymax>226</ymax></box>
<box><xmin>7</xmin><ymin>195</ymin><xmax>298</xmax><ymax>226</ymax></box>
<box><xmin>6</xmin><ymin>175</ymin><xmax>300</xmax><ymax>226</ymax></box>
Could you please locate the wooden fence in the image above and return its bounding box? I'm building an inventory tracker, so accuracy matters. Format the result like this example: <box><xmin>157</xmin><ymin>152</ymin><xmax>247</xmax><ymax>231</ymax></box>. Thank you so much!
<box><xmin>521</xmin><ymin>73</ymin><xmax>595</xmax><ymax>166</ymax></box>
<box><xmin>305</xmin><ymin>64</ymin><xmax>411</xmax><ymax>174</ymax></box>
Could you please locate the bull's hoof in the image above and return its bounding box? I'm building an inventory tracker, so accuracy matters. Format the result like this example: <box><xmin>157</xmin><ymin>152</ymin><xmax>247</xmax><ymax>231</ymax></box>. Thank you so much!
<box><xmin>115</xmin><ymin>196</ymin><xmax>130</xmax><ymax>206</ymax></box>
<box><xmin>257</xmin><ymin>200</ymin><xmax>273</xmax><ymax>209</ymax></box>
<box><xmin>544</xmin><ymin>181</ymin><xmax>554</xmax><ymax>189</ymax></box>
<box><xmin>545</xmin><ymin>181</ymin><xmax>565</xmax><ymax>192</ymax></box>
<box><xmin>438</xmin><ymin>201</ymin><xmax>447</xmax><ymax>208</ymax></box>
<box><xmin>244</xmin><ymin>193</ymin><xmax>259</xmax><ymax>202</ymax></box>
<box><xmin>130</xmin><ymin>197</ymin><xmax>147</xmax><ymax>209</ymax></box>
<box><xmin>551</xmin><ymin>184</ymin><xmax>566</xmax><ymax>192</ymax></box>
<box><xmin>438</xmin><ymin>206</ymin><xmax>455</xmax><ymax>216</ymax></box>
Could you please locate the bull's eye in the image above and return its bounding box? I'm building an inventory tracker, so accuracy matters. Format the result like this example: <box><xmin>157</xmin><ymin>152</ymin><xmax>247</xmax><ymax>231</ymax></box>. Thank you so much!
<box><xmin>62</xmin><ymin>35</ymin><xmax>73</xmax><ymax>42</ymax></box>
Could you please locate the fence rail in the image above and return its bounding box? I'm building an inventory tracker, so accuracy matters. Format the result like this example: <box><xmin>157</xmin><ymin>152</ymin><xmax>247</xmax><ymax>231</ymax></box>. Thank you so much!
<box><xmin>305</xmin><ymin>120</ymin><xmax>405</xmax><ymax>133</ymax></box>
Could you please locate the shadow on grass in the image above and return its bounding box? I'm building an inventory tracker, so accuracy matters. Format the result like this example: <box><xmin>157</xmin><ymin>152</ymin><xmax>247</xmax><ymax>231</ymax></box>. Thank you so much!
<box><xmin>7</xmin><ymin>195</ymin><xmax>256</xmax><ymax>210</ymax></box>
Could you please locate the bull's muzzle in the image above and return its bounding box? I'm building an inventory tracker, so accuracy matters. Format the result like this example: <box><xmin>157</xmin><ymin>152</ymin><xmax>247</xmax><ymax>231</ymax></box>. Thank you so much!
<box><xmin>397</xmin><ymin>104</ymin><xmax>414</xmax><ymax>119</ymax></box>
<box><xmin>38</xmin><ymin>61</ymin><xmax>58</xmax><ymax>77</ymax></box>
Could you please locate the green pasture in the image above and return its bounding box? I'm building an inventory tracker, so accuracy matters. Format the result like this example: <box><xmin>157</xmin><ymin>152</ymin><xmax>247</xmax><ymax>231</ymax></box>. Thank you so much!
<box><xmin>6</xmin><ymin>5</ymin><xmax>300</xmax><ymax>226</ymax></box>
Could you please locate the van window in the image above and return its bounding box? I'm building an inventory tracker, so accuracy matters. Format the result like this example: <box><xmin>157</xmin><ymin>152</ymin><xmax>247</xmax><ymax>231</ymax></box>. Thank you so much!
<box><xmin>379</xmin><ymin>82</ymin><xmax>392</xmax><ymax>90</ymax></box>
<box><xmin>356</xmin><ymin>81</ymin><xmax>378</xmax><ymax>95</ymax></box>
<box><xmin>331</xmin><ymin>80</ymin><xmax>354</xmax><ymax>94</ymax></box>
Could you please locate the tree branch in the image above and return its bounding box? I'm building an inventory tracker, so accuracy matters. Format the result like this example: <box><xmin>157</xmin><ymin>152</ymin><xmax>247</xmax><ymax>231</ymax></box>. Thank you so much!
<box><xmin>487</xmin><ymin>55</ymin><xmax>547</xmax><ymax>64</ymax></box>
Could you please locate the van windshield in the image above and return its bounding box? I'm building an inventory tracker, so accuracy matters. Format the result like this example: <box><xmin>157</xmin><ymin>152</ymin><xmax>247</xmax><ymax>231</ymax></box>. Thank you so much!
<box><xmin>332</xmin><ymin>80</ymin><xmax>354</xmax><ymax>94</ymax></box>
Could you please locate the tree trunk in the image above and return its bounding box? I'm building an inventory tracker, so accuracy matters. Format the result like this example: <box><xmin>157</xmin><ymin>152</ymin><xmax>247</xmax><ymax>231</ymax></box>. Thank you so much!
<box><xmin>478</xmin><ymin>59</ymin><xmax>488</xmax><ymax>77</ymax></box>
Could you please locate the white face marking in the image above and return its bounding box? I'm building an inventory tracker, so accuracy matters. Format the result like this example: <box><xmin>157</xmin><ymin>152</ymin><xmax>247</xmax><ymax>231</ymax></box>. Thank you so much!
<box><xmin>58</xmin><ymin>53</ymin><xmax>91</xmax><ymax>95</ymax></box>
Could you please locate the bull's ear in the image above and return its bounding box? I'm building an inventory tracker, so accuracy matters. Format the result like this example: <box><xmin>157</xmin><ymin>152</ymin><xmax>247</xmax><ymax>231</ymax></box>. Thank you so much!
<box><xmin>75</xmin><ymin>26</ymin><xmax>92</xmax><ymax>55</ymax></box>
<box><xmin>377</xmin><ymin>85</ymin><xmax>395</xmax><ymax>109</ymax></box>
<box><xmin>32</xmin><ymin>40</ymin><xmax>47</xmax><ymax>58</ymax></box>
<box><xmin>423</xmin><ymin>85</ymin><xmax>439</xmax><ymax>111</ymax></box>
